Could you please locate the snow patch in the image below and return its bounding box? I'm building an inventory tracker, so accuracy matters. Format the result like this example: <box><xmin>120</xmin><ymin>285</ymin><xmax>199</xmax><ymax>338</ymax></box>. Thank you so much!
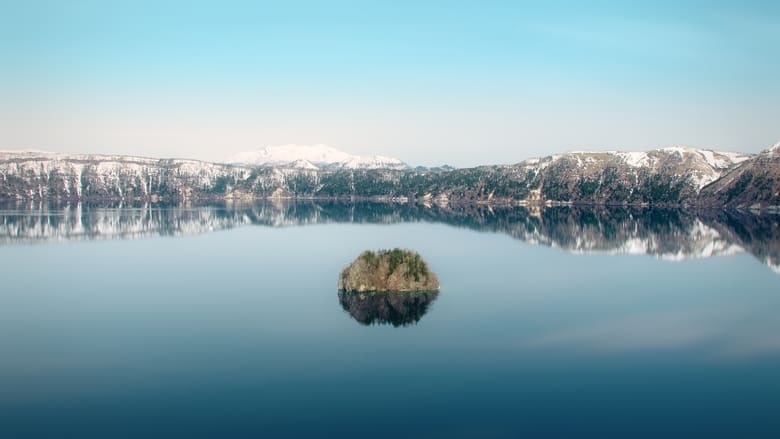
<box><xmin>696</xmin><ymin>149</ymin><xmax>751</xmax><ymax>169</ymax></box>
<box><xmin>616</xmin><ymin>151</ymin><xmax>649</xmax><ymax>168</ymax></box>
<box><xmin>288</xmin><ymin>159</ymin><xmax>319</xmax><ymax>170</ymax></box>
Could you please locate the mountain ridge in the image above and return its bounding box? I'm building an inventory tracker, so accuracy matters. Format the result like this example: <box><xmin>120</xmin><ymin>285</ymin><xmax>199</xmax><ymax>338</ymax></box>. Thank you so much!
<box><xmin>1</xmin><ymin>143</ymin><xmax>777</xmax><ymax>209</ymax></box>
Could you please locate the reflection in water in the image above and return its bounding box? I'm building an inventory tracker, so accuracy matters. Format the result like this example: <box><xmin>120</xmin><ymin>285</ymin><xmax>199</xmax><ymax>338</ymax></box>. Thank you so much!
<box><xmin>338</xmin><ymin>291</ymin><xmax>439</xmax><ymax>327</ymax></box>
<box><xmin>1</xmin><ymin>200</ymin><xmax>779</xmax><ymax>273</ymax></box>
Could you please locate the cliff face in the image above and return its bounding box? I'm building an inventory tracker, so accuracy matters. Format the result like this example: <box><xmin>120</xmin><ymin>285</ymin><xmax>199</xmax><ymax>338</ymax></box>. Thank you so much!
<box><xmin>0</xmin><ymin>145</ymin><xmax>776</xmax><ymax>208</ymax></box>
<box><xmin>338</xmin><ymin>249</ymin><xmax>439</xmax><ymax>292</ymax></box>
<box><xmin>0</xmin><ymin>152</ymin><xmax>252</xmax><ymax>201</ymax></box>
<box><xmin>698</xmin><ymin>145</ymin><xmax>780</xmax><ymax>209</ymax></box>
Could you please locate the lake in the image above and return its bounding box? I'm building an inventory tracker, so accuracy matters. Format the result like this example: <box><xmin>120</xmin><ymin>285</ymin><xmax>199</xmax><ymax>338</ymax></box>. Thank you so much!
<box><xmin>1</xmin><ymin>201</ymin><xmax>779</xmax><ymax>438</ymax></box>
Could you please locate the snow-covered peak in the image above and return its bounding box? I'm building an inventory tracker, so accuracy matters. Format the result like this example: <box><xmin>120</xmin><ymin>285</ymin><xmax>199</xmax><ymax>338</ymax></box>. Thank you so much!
<box><xmin>225</xmin><ymin>144</ymin><xmax>409</xmax><ymax>170</ymax></box>
<box><xmin>228</xmin><ymin>144</ymin><xmax>351</xmax><ymax>165</ymax></box>
<box><xmin>342</xmin><ymin>154</ymin><xmax>407</xmax><ymax>169</ymax></box>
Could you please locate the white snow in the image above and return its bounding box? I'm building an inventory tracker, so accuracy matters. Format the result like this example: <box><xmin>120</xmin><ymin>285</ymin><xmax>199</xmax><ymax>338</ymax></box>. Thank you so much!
<box><xmin>689</xmin><ymin>171</ymin><xmax>716</xmax><ymax>190</ymax></box>
<box><xmin>696</xmin><ymin>149</ymin><xmax>751</xmax><ymax>169</ymax></box>
<box><xmin>287</xmin><ymin>159</ymin><xmax>319</xmax><ymax>170</ymax></box>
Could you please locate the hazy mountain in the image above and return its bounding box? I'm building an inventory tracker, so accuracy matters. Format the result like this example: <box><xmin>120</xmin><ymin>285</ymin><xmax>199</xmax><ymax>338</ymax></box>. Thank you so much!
<box><xmin>225</xmin><ymin>144</ymin><xmax>409</xmax><ymax>170</ymax></box>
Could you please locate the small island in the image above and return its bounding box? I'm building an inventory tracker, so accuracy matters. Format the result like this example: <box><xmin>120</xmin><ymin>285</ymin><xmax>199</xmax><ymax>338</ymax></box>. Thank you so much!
<box><xmin>338</xmin><ymin>249</ymin><xmax>440</xmax><ymax>292</ymax></box>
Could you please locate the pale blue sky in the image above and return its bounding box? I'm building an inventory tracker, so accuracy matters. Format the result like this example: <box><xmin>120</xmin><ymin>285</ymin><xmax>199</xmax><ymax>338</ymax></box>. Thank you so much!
<box><xmin>1</xmin><ymin>0</ymin><xmax>778</xmax><ymax>166</ymax></box>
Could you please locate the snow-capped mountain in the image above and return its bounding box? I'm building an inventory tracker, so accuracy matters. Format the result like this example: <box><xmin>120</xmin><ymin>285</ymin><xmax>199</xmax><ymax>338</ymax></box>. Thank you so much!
<box><xmin>519</xmin><ymin>146</ymin><xmax>751</xmax><ymax>192</ymax></box>
<box><xmin>226</xmin><ymin>144</ymin><xmax>409</xmax><ymax>170</ymax></box>
<box><xmin>1</xmin><ymin>142</ymin><xmax>777</xmax><ymax>209</ymax></box>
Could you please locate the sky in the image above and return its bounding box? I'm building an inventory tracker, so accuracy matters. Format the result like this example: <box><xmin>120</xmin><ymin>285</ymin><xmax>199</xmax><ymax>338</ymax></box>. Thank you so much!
<box><xmin>1</xmin><ymin>0</ymin><xmax>779</xmax><ymax>167</ymax></box>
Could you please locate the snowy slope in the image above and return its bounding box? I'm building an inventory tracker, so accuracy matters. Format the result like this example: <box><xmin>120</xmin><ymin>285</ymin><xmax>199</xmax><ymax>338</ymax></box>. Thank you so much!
<box><xmin>0</xmin><ymin>150</ymin><xmax>252</xmax><ymax>200</ymax></box>
<box><xmin>518</xmin><ymin>146</ymin><xmax>751</xmax><ymax>191</ymax></box>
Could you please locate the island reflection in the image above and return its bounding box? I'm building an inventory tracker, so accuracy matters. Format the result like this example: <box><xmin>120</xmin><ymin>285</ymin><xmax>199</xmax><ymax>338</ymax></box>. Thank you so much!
<box><xmin>338</xmin><ymin>291</ymin><xmax>439</xmax><ymax>327</ymax></box>
<box><xmin>1</xmin><ymin>200</ymin><xmax>778</xmax><ymax>273</ymax></box>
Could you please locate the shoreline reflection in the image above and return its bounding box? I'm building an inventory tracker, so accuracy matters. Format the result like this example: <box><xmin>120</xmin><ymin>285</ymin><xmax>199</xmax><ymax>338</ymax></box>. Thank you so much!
<box><xmin>1</xmin><ymin>201</ymin><xmax>778</xmax><ymax>273</ymax></box>
<box><xmin>338</xmin><ymin>291</ymin><xmax>439</xmax><ymax>327</ymax></box>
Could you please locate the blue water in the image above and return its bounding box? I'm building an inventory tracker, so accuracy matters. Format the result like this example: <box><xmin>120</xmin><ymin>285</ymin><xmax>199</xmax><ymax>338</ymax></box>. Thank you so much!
<box><xmin>1</xmin><ymin>204</ymin><xmax>779</xmax><ymax>438</ymax></box>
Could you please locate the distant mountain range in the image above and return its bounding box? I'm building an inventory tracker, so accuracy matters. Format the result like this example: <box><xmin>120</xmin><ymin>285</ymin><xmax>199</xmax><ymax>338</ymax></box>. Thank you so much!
<box><xmin>225</xmin><ymin>144</ymin><xmax>410</xmax><ymax>170</ymax></box>
<box><xmin>1</xmin><ymin>142</ymin><xmax>778</xmax><ymax>209</ymax></box>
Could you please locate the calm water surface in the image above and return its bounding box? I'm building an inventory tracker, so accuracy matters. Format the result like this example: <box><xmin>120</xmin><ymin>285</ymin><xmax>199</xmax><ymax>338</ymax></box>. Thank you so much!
<box><xmin>1</xmin><ymin>202</ymin><xmax>779</xmax><ymax>438</ymax></box>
